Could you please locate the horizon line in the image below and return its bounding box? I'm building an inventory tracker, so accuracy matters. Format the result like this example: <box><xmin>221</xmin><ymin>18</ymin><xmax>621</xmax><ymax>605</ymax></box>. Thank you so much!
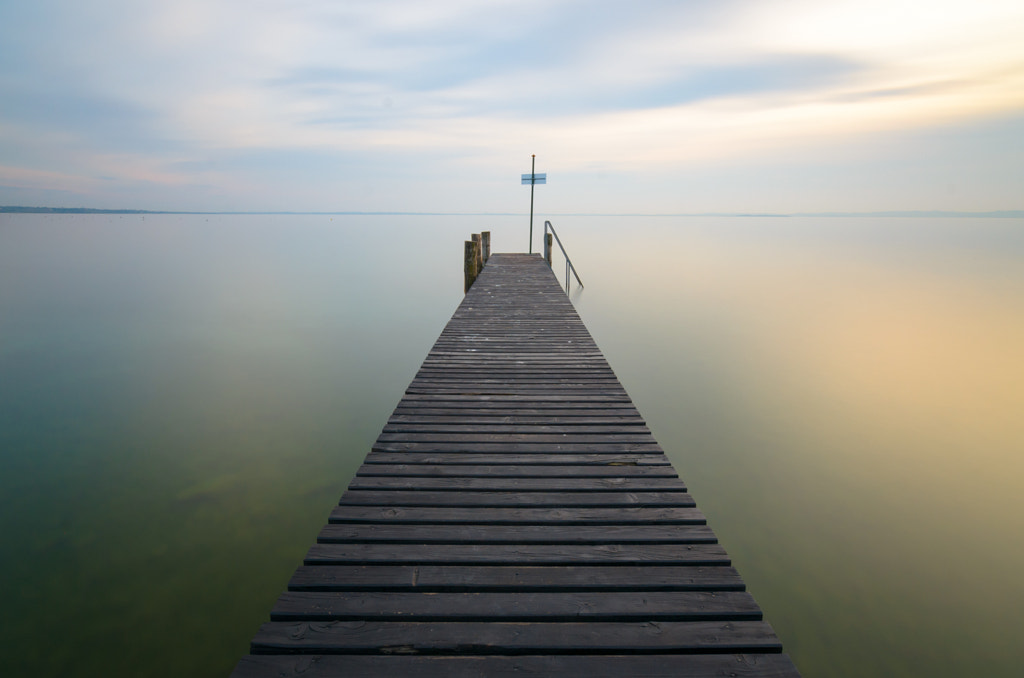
<box><xmin>2</xmin><ymin>206</ymin><xmax>1022</xmax><ymax>218</ymax></box>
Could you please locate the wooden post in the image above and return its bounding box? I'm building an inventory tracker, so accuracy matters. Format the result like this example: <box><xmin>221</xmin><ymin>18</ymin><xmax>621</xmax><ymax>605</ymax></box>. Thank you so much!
<box><xmin>545</xmin><ymin>233</ymin><xmax>553</xmax><ymax>267</ymax></box>
<box><xmin>481</xmin><ymin>231</ymin><xmax>491</xmax><ymax>264</ymax></box>
<box><xmin>472</xmin><ymin>233</ymin><xmax>483</xmax><ymax>275</ymax></box>
<box><xmin>464</xmin><ymin>240</ymin><xmax>480</xmax><ymax>293</ymax></box>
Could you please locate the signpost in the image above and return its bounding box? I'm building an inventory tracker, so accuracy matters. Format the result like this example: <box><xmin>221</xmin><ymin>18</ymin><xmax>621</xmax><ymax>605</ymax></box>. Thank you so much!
<box><xmin>521</xmin><ymin>155</ymin><xmax>546</xmax><ymax>253</ymax></box>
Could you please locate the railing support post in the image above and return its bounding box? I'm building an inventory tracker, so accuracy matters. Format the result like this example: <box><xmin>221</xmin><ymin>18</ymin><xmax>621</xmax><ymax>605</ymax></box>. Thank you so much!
<box><xmin>542</xmin><ymin>220</ymin><xmax>584</xmax><ymax>293</ymax></box>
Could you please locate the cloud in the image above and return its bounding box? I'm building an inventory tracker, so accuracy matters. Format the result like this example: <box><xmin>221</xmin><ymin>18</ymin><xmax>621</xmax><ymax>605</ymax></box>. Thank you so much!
<box><xmin>0</xmin><ymin>165</ymin><xmax>96</xmax><ymax>193</ymax></box>
<box><xmin>0</xmin><ymin>0</ymin><xmax>1022</xmax><ymax>210</ymax></box>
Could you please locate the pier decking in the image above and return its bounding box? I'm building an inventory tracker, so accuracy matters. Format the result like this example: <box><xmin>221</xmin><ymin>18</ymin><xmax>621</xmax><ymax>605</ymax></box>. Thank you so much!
<box><xmin>232</xmin><ymin>253</ymin><xmax>800</xmax><ymax>677</ymax></box>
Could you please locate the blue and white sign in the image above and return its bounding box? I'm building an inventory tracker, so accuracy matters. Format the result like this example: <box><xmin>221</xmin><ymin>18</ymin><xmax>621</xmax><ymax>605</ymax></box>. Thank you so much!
<box><xmin>521</xmin><ymin>173</ymin><xmax>547</xmax><ymax>185</ymax></box>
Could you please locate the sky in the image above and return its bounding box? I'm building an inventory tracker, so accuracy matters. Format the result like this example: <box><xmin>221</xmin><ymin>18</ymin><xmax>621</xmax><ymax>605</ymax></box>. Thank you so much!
<box><xmin>1</xmin><ymin>0</ymin><xmax>1022</xmax><ymax>213</ymax></box>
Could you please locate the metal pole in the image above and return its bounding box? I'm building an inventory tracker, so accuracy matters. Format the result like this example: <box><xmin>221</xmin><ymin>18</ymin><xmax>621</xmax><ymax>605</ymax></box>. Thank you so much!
<box><xmin>529</xmin><ymin>154</ymin><xmax>535</xmax><ymax>253</ymax></box>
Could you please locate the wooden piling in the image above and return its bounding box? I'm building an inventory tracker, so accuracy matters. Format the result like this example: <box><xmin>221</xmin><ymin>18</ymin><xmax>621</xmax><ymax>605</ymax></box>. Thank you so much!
<box><xmin>464</xmin><ymin>240</ymin><xmax>480</xmax><ymax>293</ymax></box>
<box><xmin>545</xmin><ymin>232</ymin><xmax>553</xmax><ymax>267</ymax></box>
<box><xmin>481</xmin><ymin>231</ymin><xmax>491</xmax><ymax>264</ymax></box>
<box><xmin>472</xmin><ymin>233</ymin><xmax>483</xmax><ymax>274</ymax></box>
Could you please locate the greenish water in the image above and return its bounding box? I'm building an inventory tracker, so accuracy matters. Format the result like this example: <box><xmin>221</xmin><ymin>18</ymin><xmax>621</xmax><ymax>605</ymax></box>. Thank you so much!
<box><xmin>1</xmin><ymin>214</ymin><xmax>1021</xmax><ymax>676</ymax></box>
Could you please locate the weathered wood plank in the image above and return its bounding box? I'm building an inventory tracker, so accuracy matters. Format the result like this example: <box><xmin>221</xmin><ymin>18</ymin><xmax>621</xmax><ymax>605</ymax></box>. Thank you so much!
<box><xmin>346</xmin><ymin>476</ymin><xmax>687</xmax><ymax>492</ymax></box>
<box><xmin>363</xmin><ymin>453</ymin><xmax>669</xmax><ymax>466</ymax></box>
<box><xmin>374</xmin><ymin>438</ymin><xmax>655</xmax><ymax>448</ymax></box>
<box><xmin>338</xmin><ymin>490</ymin><xmax>696</xmax><ymax>507</ymax></box>
<box><xmin>412</xmin><ymin>372</ymin><xmax>619</xmax><ymax>380</ymax></box>
<box><xmin>385</xmin><ymin>410</ymin><xmax>643</xmax><ymax>419</ymax></box>
<box><xmin>250</xmin><ymin>620</ymin><xmax>782</xmax><ymax>654</ymax></box>
<box><xmin>420</xmin><ymin>360</ymin><xmax>613</xmax><ymax>368</ymax></box>
<box><xmin>408</xmin><ymin>375</ymin><xmax>623</xmax><ymax>383</ymax></box>
<box><xmin>371</xmin><ymin>443</ymin><xmax>665</xmax><ymax>453</ymax></box>
<box><xmin>304</xmin><ymin>543</ymin><xmax>730</xmax><ymax>565</ymax></box>
<box><xmin>413</xmin><ymin>372</ymin><xmax>615</xmax><ymax>377</ymax></box>
<box><xmin>381</xmin><ymin>425</ymin><xmax>651</xmax><ymax>435</ymax></box>
<box><xmin>407</xmin><ymin>381</ymin><xmax>623</xmax><ymax>389</ymax></box>
<box><xmin>270</xmin><ymin>591</ymin><xmax>761</xmax><ymax>622</ymax></box>
<box><xmin>396</xmin><ymin>394</ymin><xmax>634</xmax><ymax>403</ymax></box>
<box><xmin>317</xmin><ymin>524</ymin><xmax>716</xmax><ymax>544</ymax></box>
<box><xmin>403</xmin><ymin>388</ymin><xmax>631</xmax><ymax>396</ymax></box>
<box><xmin>328</xmin><ymin>506</ymin><xmax>706</xmax><ymax>525</ymax></box>
<box><xmin>233</xmin><ymin>654</ymin><xmax>801</xmax><ymax>678</ymax></box>
<box><xmin>374</xmin><ymin>434</ymin><xmax>657</xmax><ymax>444</ymax></box>
<box><xmin>386</xmin><ymin>415</ymin><xmax>646</xmax><ymax>424</ymax></box>
<box><xmin>355</xmin><ymin>464</ymin><xmax>677</xmax><ymax>477</ymax></box>
<box><xmin>288</xmin><ymin>565</ymin><xmax>743</xmax><ymax>592</ymax></box>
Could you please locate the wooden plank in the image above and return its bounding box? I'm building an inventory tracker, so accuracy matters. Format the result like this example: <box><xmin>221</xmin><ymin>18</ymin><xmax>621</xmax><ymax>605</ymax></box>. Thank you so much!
<box><xmin>406</xmin><ymin>380</ymin><xmax>624</xmax><ymax>387</ymax></box>
<box><xmin>328</xmin><ymin>506</ymin><xmax>706</xmax><ymax>525</ymax></box>
<box><xmin>338</xmin><ymin>490</ymin><xmax>696</xmax><ymax>507</ymax></box>
<box><xmin>421</xmin><ymin>352</ymin><xmax>610</xmax><ymax>357</ymax></box>
<box><xmin>425</xmin><ymin>346</ymin><xmax>605</xmax><ymax>351</ymax></box>
<box><xmin>419</xmin><ymin>349</ymin><xmax>604</xmax><ymax>356</ymax></box>
<box><xmin>346</xmin><ymin>477</ymin><xmax>687</xmax><ymax>492</ymax></box>
<box><xmin>415</xmin><ymin>369</ymin><xmax>615</xmax><ymax>374</ymax></box>
<box><xmin>387</xmin><ymin>409</ymin><xmax>644</xmax><ymax>417</ymax></box>
<box><xmin>403</xmin><ymin>388</ymin><xmax>630</xmax><ymax>396</ymax></box>
<box><xmin>317</xmin><ymin>524</ymin><xmax>716</xmax><ymax>544</ymax></box>
<box><xmin>304</xmin><ymin>543</ymin><xmax>730</xmax><ymax>565</ymax></box>
<box><xmin>420</xmin><ymin>358</ymin><xmax>613</xmax><ymax>365</ymax></box>
<box><xmin>406</xmin><ymin>379</ymin><xmax>621</xmax><ymax>384</ymax></box>
<box><xmin>419</xmin><ymin>353</ymin><xmax>606</xmax><ymax>358</ymax></box>
<box><xmin>270</xmin><ymin>591</ymin><xmax>761</xmax><ymax>622</ymax></box>
<box><xmin>412</xmin><ymin>371</ymin><xmax>621</xmax><ymax>377</ymax></box>
<box><xmin>288</xmin><ymin>565</ymin><xmax>743</xmax><ymax>592</ymax></box>
<box><xmin>233</xmin><ymin>654</ymin><xmax>801</xmax><ymax>678</ymax></box>
<box><xmin>390</xmin><ymin>410</ymin><xmax>642</xmax><ymax>419</ymax></box>
<box><xmin>389</xmin><ymin>404</ymin><xmax>638</xmax><ymax>412</ymax></box>
<box><xmin>396</xmin><ymin>394</ymin><xmax>634</xmax><ymax>403</ymax></box>
<box><xmin>435</xmin><ymin>329</ymin><xmax>594</xmax><ymax>333</ymax></box>
<box><xmin>381</xmin><ymin>425</ymin><xmax>651</xmax><ymax>435</ymax></box>
<box><xmin>386</xmin><ymin>415</ymin><xmax>647</xmax><ymax>424</ymax></box>
<box><xmin>362</xmin><ymin>453</ymin><xmax>670</xmax><ymax>466</ymax></box>
<box><xmin>371</xmin><ymin>443</ymin><xmax>665</xmax><ymax>453</ymax></box>
<box><xmin>354</xmin><ymin>464</ymin><xmax>678</xmax><ymax>477</ymax></box>
<box><xmin>249</xmin><ymin>620</ymin><xmax>782</xmax><ymax>654</ymax></box>
<box><xmin>373</xmin><ymin>434</ymin><xmax>657</xmax><ymax>444</ymax></box>
<box><xmin>413</xmin><ymin>357</ymin><xmax>613</xmax><ymax>363</ymax></box>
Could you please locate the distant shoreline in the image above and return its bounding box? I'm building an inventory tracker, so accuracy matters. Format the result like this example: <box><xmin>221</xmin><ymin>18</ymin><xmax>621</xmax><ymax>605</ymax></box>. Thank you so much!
<box><xmin>2</xmin><ymin>206</ymin><xmax>1022</xmax><ymax>218</ymax></box>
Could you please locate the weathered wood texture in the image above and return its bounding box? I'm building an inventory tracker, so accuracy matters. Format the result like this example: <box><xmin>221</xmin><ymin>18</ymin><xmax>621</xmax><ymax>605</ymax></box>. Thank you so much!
<box><xmin>233</xmin><ymin>253</ymin><xmax>799</xmax><ymax>677</ymax></box>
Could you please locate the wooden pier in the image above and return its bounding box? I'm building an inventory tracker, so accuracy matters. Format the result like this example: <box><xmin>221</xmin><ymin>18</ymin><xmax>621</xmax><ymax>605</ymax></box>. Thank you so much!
<box><xmin>233</xmin><ymin>253</ymin><xmax>800</xmax><ymax>677</ymax></box>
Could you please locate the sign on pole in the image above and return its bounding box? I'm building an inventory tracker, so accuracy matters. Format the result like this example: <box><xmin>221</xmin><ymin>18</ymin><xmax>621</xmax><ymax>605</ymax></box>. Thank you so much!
<box><xmin>521</xmin><ymin>155</ymin><xmax>546</xmax><ymax>253</ymax></box>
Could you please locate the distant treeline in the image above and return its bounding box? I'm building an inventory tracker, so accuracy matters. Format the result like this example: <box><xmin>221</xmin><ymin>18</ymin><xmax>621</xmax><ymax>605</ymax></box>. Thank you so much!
<box><xmin>0</xmin><ymin>206</ymin><xmax>509</xmax><ymax>215</ymax></box>
<box><xmin>799</xmin><ymin>210</ymin><xmax>1024</xmax><ymax>218</ymax></box>
<box><xmin>1</xmin><ymin>206</ymin><xmax>161</xmax><ymax>214</ymax></box>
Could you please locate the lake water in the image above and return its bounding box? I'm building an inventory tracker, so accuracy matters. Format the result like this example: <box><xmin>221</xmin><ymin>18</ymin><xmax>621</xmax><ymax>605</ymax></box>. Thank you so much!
<box><xmin>1</xmin><ymin>213</ymin><xmax>1021</xmax><ymax>677</ymax></box>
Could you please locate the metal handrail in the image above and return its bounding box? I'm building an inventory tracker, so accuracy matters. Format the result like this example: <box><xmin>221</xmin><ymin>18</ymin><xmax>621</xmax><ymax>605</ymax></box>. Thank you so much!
<box><xmin>543</xmin><ymin>220</ymin><xmax>583</xmax><ymax>293</ymax></box>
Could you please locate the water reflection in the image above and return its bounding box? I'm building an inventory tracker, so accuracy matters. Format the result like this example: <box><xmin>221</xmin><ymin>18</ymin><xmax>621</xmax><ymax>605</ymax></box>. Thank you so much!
<box><xmin>567</xmin><ymin>216</ymin><xmax>1024</xmax><ymax>677</ymax></box>
<box><xmin>0</xmin><ymin>214</ymin><xmax>493</xmax><ymax>676</ymax></box>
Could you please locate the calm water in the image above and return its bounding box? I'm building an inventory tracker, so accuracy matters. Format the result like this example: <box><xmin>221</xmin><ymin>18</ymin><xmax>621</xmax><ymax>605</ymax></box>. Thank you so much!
<box><xmin>1</xmin><ymin>214</ymin><xmax>1021</xmax><ymax>676</ymax></box>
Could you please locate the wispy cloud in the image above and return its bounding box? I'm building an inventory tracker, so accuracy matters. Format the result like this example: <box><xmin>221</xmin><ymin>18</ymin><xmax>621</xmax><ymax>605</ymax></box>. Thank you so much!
<box><xmin>0</xmin><ymin>0</ymin><xmax>1021</xmax><ymax>210</ymax></box>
